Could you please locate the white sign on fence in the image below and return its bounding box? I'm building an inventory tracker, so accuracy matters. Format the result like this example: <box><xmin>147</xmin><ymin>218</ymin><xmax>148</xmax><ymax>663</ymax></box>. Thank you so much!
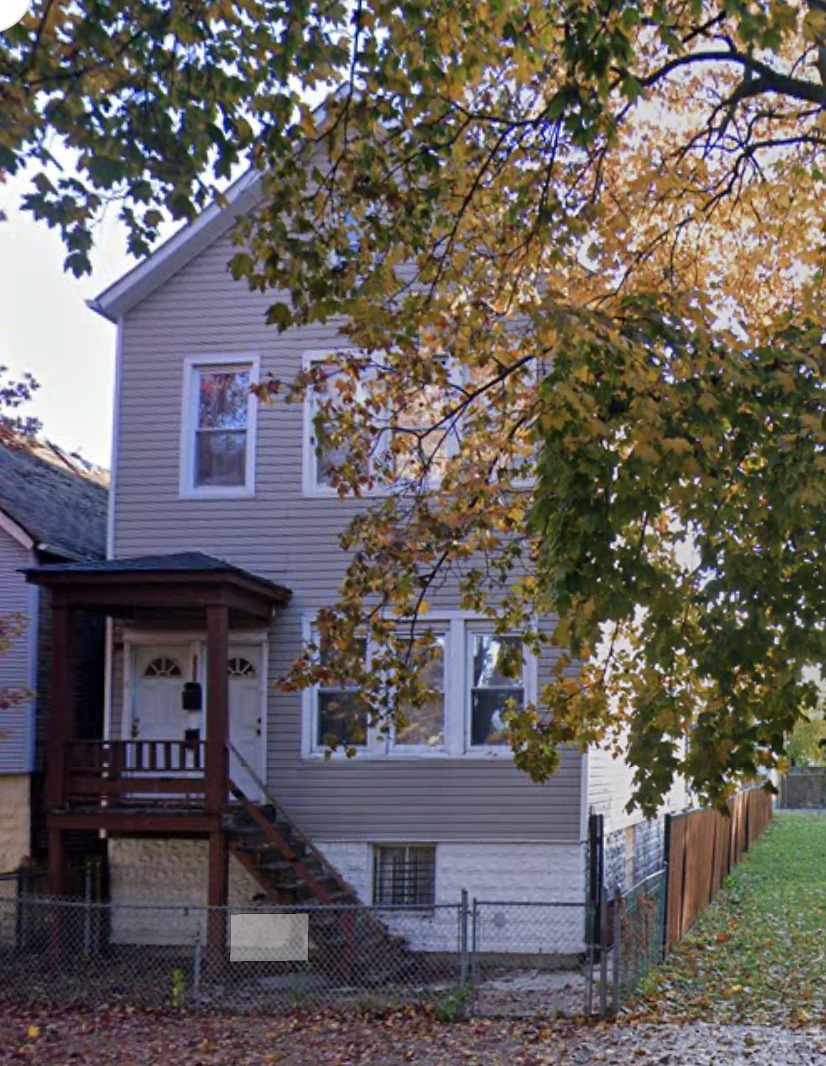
<box><xmin>229</xmin><ymin>912</ymin><xmax>309</xmax><ymax>962</ymax></box>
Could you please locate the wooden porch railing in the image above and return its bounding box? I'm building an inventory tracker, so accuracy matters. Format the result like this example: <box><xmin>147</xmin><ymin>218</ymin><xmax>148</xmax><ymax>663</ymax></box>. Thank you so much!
<box><xmin>64</xmin><ymin>739</ymin><xmax>207</xmax><ymax>807</ymax></box>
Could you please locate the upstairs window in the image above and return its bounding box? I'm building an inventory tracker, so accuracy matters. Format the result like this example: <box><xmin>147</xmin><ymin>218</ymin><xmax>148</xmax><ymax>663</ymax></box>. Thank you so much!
<box><xmin>181</xmin><ymin>357</ymin><xmax>258</xmax><ymax>497</ymax></box>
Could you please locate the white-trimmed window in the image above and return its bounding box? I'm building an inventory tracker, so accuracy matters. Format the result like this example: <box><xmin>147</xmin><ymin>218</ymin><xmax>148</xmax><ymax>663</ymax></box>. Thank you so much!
<box><xmin>304</xmin><ymin>615</ymin><xmax>535</xmax><ymax>759</ymax></box>
<box><xmin>181</xmin><ymin>357</ymin><xmax>258</xmax><ymax>497</ymax></box>
<box><xmin>388</xmin><ymin>354</ymin><xmax>463</xmax><ymax>486</ymax></box>
<box><xmin>467</xmin><ymin>631</ymin><xmax>525</xmax><ymax>748</ymax></box>
<box><xmin>310</xmin><ymin>630</ymin><xmax>370</xmax><ymax>751</ymax></box>
<box><xmin>303</xmin><ymin>352</ymin><xmax>372</xmax><ymax>495</ymax></box>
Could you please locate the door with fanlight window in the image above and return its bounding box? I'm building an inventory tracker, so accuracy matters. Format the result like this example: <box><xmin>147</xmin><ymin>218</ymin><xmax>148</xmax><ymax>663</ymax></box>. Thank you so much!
<box><xmin>227</xmin><ymin>645</ymin><xmax>264</xmax><ymax>801</ymax></box>
<box><xmin>133</xmin><ymin>647</ymin><xmax>190</xmax><ymax>742</ymax></box>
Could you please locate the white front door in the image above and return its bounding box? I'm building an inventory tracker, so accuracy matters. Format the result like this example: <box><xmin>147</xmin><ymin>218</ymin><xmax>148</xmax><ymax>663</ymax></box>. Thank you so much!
<box><xmin>133</xmin><ymin>646</ymin><xmax>189</xmax><ymax>742</ymax></box>
<box><xmin>228</xmin><ymin>644</ymin><xmax>264</xmax><ymax>801</ymax></box>
<box><xmin>129</xmin><ymin>639</ymin><xmax>264</xmax><ymax>799</ymax></box>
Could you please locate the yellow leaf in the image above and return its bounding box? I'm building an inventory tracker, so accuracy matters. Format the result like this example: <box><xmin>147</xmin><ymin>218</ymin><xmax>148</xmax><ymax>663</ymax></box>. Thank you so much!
<box><xmin>27</xmin><ymin>1026</ymin><xmax>40</xmax><ymax>1040</ymax></box>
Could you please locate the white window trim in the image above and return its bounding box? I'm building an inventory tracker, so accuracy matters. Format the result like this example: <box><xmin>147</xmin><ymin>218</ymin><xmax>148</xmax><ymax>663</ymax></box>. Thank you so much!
<box><xmin>387</xmin><ymin>624</ymin><xmax>451</xmax><ymax>757</ymax></box>
<box><xmin>371</xmin><ymin>842</ymin><xmax>438</xmax><ymax>908</ymax></box>
<box><xmin>301</xmin><ymin>349</ymin><xmax>391</xmax><ymax>499</ymax></box>
<box><xmin>464</xmin><ymin>622</ymin><xmax>538</xmax><ymax>755</ymax></box>
<box><xmin>301</xmin><ymin>612</ymin><xmax>538</xmax><ymax>761</ymax></box>
<box><xmin>301</xmin><ymin>615</ymin><xmax>385</xmax><ymax>758</ymax></box>
<box><xmin>179</xmin><ymin>353</ymin><xmax>260</xmax><ymax>499</ymax></box>
<box><xmin>301</xmin><ymin>348</ymin><xmax>533</xmax><ymax>498</ymax></box>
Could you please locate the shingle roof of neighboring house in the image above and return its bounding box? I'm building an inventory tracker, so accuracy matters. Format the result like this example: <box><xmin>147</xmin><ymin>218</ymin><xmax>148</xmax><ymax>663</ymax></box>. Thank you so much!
<box><xmin>0</xmin><ymin>438</ymin><xmax>108</xmax><ymax>560</ymax></box>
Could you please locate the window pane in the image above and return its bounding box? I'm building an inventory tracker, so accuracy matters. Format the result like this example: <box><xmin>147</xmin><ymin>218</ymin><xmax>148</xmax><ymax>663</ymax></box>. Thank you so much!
<box><xmin>395</xmin><ymin>637</ymin><xmax>445</xmax><ymax>747</ymax></box>
<box><xmin>198</xmin><ymin>370</ymin><xmax>250</xmax><ymax>430</ymax></box>
<box><xmin>471</xmin><ymin>688</ymin><xmax>523</xmax><ymax>746</ymax></box>
<box><xmin>317</xmin><ymin>690</ymin><xmax>368</xmax><ymax>748</ymax></box>
<box><xmin>395</xmin><ymin>696</ymin><xmax>445</xmax><ymax>747</ymax></box>
<box><xmin>472</xmin><ymin>635</ymin><xmax>522</xmax><ymax>689</ymax></box>
<box><xmin>195</xmin><ymin>430</ymin><xmax>247</xmax><ymax>487</ymax></box>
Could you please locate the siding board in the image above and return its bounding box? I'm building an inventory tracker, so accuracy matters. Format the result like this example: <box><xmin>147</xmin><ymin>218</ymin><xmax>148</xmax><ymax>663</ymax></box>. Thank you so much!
<box><xmin>0</xmin><ymin>531</ymin><xmax>33</xmax><ymax>774</ymax></box>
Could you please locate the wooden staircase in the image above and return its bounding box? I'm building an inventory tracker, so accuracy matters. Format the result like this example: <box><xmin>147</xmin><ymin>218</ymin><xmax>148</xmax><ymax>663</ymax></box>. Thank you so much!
<box><xmin>224</xmin><ymin>775</ymin><xmax>412</xmax><ymax>983</ymax></box>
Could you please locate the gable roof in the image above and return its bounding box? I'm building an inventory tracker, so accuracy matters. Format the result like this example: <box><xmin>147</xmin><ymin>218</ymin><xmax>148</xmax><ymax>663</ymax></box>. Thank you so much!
<box><xmin>89</xmin><ymin>168</ymin><xmax>263</xmax><ymax>323</ymax></box>
<box><xmin>0</xmin><ymin>438</ymin><xmax>108</xmax><ymax>560</ymax></box>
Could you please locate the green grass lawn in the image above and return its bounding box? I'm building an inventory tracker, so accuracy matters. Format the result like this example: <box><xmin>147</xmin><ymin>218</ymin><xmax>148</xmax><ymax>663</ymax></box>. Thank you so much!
<box><xmin>639</xmin><ymin>813</ymin><xmax>826</xmax><ymax>1026</ymax></box>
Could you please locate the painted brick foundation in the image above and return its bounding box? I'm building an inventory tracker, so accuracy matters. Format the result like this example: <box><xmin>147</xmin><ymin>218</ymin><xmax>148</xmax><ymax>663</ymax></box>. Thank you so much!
<box><xmin>108</xmin><ymin>838</ymin><xmax>262</xmax><ymax>945</ymax></box>
<box><xmin>0</xmin><ymin>774</ymin><xmax>31</xmax><ymax>871</ymax></box>
<box><xmin>316</xmin><ymin>840</ymin><xmax>586</xmax><ymax>953</ymax></box>
<box><xmin>106</xmin><ymin>837</ymin><xmax>587</xmax><ymax>954</ymax></box>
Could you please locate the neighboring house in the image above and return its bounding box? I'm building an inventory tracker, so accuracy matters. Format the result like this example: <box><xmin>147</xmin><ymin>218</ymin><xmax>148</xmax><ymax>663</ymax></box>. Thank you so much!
<box><xmin>0</xmin><ymin>438</ymin><xmax>107</xmax><ymax>871</ymax></box>
<box><xmin>27</xmin><ymin>171</ymin><xmax>688</xmax><ymax>952</ymax></box>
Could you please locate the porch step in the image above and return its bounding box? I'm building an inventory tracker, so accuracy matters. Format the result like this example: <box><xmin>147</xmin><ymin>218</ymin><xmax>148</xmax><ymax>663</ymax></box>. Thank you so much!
<box><xmin>224</xmin><ymin>797</ymin><xmax>412</xmax><ymax>979</ymax></box>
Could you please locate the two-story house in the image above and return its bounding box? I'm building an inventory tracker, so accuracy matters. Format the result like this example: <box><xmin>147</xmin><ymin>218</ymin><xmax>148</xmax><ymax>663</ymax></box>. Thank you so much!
<box><xmin>27</xmin><ymin>171</ymin><xmax>686</xmax><ymax>954</ymax></box>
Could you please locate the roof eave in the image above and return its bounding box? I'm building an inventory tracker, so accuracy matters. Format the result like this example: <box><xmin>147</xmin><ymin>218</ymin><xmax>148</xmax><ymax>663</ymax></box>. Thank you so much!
<box><xmin>89</xmin><ymin>168</ymin><xmax>264</xmax><ymax>324</ymax></box>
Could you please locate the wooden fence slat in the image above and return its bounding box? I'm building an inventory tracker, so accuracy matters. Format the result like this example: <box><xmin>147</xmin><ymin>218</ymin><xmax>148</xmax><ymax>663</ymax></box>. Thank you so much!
<box><xmin>665</xmin><ymin>787</ymin><xmax>773</xmax><ymax>956</ymax></box>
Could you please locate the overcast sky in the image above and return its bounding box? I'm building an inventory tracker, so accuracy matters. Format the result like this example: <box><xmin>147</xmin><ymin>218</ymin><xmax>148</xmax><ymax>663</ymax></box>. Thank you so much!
<box><xmin>0</xmin><ymin>169</ymin><xmax>136</xmax><ymax>468</ymax></box>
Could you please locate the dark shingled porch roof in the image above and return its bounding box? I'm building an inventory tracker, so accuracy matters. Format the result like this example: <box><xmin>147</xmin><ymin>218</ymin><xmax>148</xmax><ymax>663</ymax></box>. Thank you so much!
<box><xmin>25</xmin><ymin>551</ymin><xmax>292</xmax><ymax>604</ymax></box>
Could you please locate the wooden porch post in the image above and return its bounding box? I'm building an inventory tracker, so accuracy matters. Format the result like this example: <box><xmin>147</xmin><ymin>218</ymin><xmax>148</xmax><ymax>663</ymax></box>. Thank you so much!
<box><xmin>205</xmin><ymin>603</ymin><xmax>229</xmax><ymax>813</ymax></box>
<box><xmin>48</xmin><ymin>602</ymin><xmax>75</xmax><ymax>899</ymax></box>
<box><xmin>205</xmin><ymin>603</ymin><xmax>230</xmax><ymax>964</ymax></box>
<box><xmin>48</xmin><ymin>602</ymin><xmax>75</xmax><ymax>814</ymax></box>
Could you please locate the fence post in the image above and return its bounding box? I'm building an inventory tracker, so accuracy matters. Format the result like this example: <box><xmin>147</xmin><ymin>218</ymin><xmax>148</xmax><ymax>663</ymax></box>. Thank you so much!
<box><xmin>599</xmin><ymin>884</ymin><xmax>609</xmax><ymax>1019</ymax></box>
<box><xmin>612</xmin><ymin>886</ymin><xmax>622</xmax><ymax>1015</ymax></box>
<box><xmin>192</xmin><ymin>932</ymin><xmax>203</xmax><ymax>1006</ymax></box>
<box><xmin>662</xmin><ymin>815</ymin><xmax>672</xmax><ymax>959</ymax></box>
<box><xmin>459</xmin><ymin>889</ymin><xmax>469</xmax><ymax>987</ymax></box>
<box><xmin>471</xmin><ymin>898</ymin><xmax>479</xmax><ymax>991</ymax></box>
<box><xmin>83</xmin><ymin>860</ymin><xmax>93</xmax><ymax>958</ymax></box>
<box><xmin>588</xmin><ymin>814</ymin><xmax>605</xmax><ymax>955</ymax></box>
<box><xmin>585</xmin><ymin>900</ymin><xmax>595</xmax><ymax>1016</ymax></box>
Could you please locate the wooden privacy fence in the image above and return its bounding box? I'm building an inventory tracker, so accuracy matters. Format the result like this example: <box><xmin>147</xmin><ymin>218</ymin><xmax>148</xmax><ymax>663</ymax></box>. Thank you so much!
<box><xmin>665</xmin><ymin>788</ymin><xmax>773</xmax><ymax>952</ymax></box>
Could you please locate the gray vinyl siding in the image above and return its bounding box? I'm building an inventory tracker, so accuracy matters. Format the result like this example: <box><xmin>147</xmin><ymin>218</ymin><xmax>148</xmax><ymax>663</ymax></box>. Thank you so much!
<box><xmin>0</xmin><ymin>529</ymin><xmax>34</xmax><ymax>774</ymax></box>
<box><xmin>113</xmin><ymin>229</ymin><xmax>583</xmax><ymax>844</ymax></box>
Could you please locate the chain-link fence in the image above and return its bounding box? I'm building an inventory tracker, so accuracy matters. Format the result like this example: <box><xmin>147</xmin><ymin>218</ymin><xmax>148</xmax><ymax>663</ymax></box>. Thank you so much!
<box><xmin>470</xmin><ymin>900</ymin><xmax>592</xmax><ymax>1017</ymax></box>
<box><xmin>0</xmin><ymin>892</ymin><xmax>592</xmax><ymax>1018</ymax></box>
<box><xmin>615</xmin><ymin>870</ymin><xmax>667</xmax><ymax>1001</ymax></box>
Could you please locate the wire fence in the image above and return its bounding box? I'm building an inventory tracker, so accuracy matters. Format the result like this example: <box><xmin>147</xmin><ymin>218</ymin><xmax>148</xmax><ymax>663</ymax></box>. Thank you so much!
<box><xmin>615</xmin><ymin>871</ymin><xmax>667</xmax><ymax>1001</ymax></box>
<box><xmin>0</xmin><ymin>893</ymin><xmax>592</xmax><ymax>1018</ymax></box>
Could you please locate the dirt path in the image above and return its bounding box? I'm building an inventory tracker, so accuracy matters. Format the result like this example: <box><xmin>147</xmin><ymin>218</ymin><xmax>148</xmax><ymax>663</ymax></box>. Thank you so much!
<box><xmin>5</xmin><ymin>1007</ymin><xmax>826</xmax><ymax>1065</ymax></box>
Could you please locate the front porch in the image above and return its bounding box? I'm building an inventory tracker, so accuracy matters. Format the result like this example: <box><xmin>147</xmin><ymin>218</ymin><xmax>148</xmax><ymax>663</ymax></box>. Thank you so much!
<box><xmin>26</xmin><ymin>553</ymin><xmax>292</xmax><ymax>908</ymax></box>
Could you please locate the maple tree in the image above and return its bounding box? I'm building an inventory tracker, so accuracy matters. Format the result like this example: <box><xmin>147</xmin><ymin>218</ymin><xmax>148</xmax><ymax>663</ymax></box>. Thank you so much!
<box><xmin>5</xmin><ymin>0</ymin><xmax>826</xmax><ymax>811</ymax></box>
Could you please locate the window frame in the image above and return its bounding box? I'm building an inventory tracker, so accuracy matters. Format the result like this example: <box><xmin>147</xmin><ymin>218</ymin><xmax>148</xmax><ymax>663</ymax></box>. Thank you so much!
<box><xmin>302</xmin><ymin>349</ymin><xmax>386</xmax><ymax>498</ymax></box>
<box><xmin>301</xmin><ymin>612</ymin><xmax>538</xmax><ymax>760</ymax></box>
<box><xmin>465</xmin><ymin>623</ymin><xmax>537</xmax><ymax>754</ymax></box>
<box><xmin>302</xmin><ymin>619</ymin><xmax>381</xmax><ymax>757</ymax></box>
<box><xmin>179</xmin><ymin>353</ymin><xmax>260</xmax><ymax>499</ymax></box>
<box><xmin>388</xmin><ymin>625</ymin><xmax>451</xmax><ymax>757</ymax></box>
<box><xmin>372</xmin><ymin>843</ymin><xmax>437</xmax><ymax>909</ymax></box>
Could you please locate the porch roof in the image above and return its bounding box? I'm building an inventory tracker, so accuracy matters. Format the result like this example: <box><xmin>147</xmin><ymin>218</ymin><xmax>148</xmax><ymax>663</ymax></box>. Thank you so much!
<box><xmin>25</xmin><ymin>551</ymin><xmax>292</xmax><ymax>622</ymax></box>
